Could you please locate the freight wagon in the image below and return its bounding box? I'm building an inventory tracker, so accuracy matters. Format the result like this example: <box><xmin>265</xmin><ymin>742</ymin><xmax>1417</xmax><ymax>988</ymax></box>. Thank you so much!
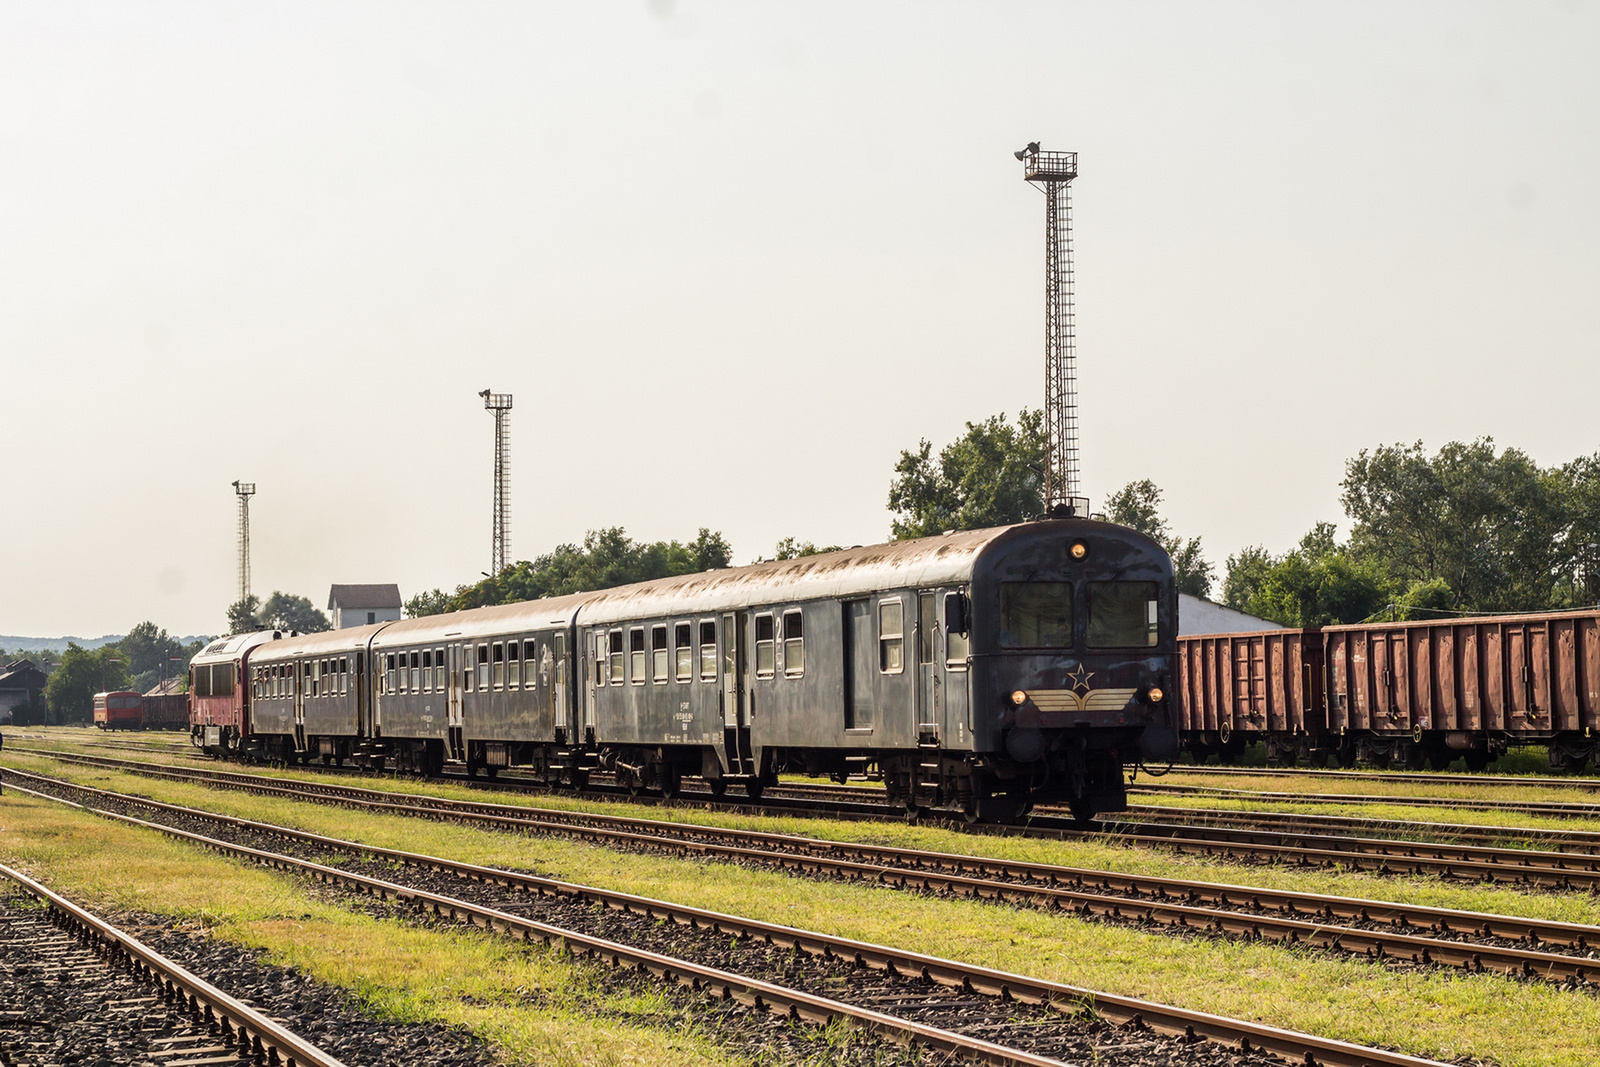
<box><xmin>1177</xmin><ymin>610</ymin><xmax>1600</xmax><ymax>771</ymax></box>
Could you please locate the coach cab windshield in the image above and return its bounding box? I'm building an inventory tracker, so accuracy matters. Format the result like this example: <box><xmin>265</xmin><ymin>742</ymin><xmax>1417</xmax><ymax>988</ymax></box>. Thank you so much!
<box><xmin>998</xmin><ymin>580</ymin><xmax>1159</xmax><ymax>649</ymax></box>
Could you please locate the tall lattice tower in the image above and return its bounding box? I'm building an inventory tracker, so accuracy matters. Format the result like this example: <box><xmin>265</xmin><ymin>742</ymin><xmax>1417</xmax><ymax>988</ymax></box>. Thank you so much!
<box><xmin>231</xmin><ymin>480</ymin><xmax>256</xmax><ymax>602</ymax></box>
<box><xmin>479</xmin><ymin>389</ymin><xmax>513</xmax><ymax>574</ymax></box>
<box><xmin>1015</xmin><ymin>142</ymin><xmax>1086</xmax><ymax>517</ymax></box>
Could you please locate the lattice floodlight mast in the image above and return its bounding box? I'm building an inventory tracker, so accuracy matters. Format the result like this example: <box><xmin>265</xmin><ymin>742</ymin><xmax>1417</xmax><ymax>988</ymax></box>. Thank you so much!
<box><xmin>231</xmin><ymin>480</ymin><xmax>256</xmax><ymax>603</ymax></box>
<box><xmin>479</xmin><ymin>389</ymin><xmax>513</xmax><ymax>575</ymax></box>
<box><xmin>1015</xmin><ymin>142</ymin><xmax>1087</xmax><ymax>518</ymax></box>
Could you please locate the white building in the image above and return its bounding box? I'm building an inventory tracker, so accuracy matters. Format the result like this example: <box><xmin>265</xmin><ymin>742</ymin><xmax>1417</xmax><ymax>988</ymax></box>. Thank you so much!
<box><xmin>1178</xmin><ymin>594</ymin><xmax>1281</xmax><ymax>636</ymax></box>
<box><xmin>328</xmin><ymin>584</ymin><xmax>403</xmax><ymax>629</ymax></box>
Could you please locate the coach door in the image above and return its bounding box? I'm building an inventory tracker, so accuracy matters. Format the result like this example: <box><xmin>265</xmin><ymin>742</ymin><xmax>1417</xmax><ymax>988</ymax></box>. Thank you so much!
<box><xmin>721</xmin><ymin>613</ymin><xmax>752</xmax><ymax>774</ymax></box>
<box><xmin>916</xmin><ymin>592</ymin><xmax>941</xmax><ymax>742</ymax></box>
<box><xmin>446</xmin><ymin>645</ymin><xmax>465</xmax><ymax>761</ymax></box>
<box><xmin>293</xmin><ymin>660</ymin><xmax>307</xmax><ymax>752</ymax></box>
<box><xmin>843</xmin><ymin>599</ymin><xmax>876</xmax><ymax>732</ymax></box>
<box><xmin>551</xmin><ymin>632</ymin><xmax>569</xmax><ymax>740</ymax></box>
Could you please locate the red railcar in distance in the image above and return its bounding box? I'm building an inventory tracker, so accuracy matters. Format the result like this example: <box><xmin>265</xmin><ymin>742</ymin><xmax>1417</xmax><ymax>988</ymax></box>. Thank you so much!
<box><xmin>94</xmin><ymin>691</ymin><xmax>143</xmax><ymax>729</ymax></box>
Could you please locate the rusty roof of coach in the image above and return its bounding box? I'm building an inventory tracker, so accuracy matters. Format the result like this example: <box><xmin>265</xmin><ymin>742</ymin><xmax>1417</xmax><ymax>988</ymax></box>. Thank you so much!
<box><xmin>575</xmin><ymin>526</ymin><xmax>1017</xmax><ymax>624</ymax></box>
<box><xmin>248</xmin><ymin>622</ymin><xmax>393</xmax><ymax>664</ymax></box>
<box><xmin>369</xmin><ymin>592</ymin><xmax>593</xmax><ymax>647</ymax></box>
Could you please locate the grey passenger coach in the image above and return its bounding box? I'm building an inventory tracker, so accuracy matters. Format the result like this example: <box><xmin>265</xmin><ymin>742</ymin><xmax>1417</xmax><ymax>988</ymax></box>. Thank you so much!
<box><xmin>196</xmin><ymin>518</ymin><xmax>1176</xmax><ymax>822</ymax></box>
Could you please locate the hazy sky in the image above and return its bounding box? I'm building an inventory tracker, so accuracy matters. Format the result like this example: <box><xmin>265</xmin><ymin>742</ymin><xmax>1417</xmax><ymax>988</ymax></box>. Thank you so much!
<box><xmin>2</xmin><ymin>1</ymin><xmax>1596</xmax><ymax>638</ymax></box>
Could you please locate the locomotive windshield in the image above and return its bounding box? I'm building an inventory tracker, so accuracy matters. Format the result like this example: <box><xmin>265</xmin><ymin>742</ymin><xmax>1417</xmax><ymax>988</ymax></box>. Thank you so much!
<box><xmin>1087</xmin><ymin>582</ymin><xmax>1159</xmax><ymax>648</ymax></box>
<box><xmin>999</xmin><ymin>582</ymin><xmax>1072</xmax><ymax>648</ymax></box>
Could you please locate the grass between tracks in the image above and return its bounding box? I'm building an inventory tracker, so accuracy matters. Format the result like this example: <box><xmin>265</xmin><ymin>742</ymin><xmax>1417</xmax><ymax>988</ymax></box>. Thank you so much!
<box><xmin>5</xmin><ymin>750</ymin><xmax>1600</xmax><ymax>1065</ymax></box>
<box><xmin>0</xmin><ymin>787</ymin><xmax>745</xmax><ymax>1067</ymax></box>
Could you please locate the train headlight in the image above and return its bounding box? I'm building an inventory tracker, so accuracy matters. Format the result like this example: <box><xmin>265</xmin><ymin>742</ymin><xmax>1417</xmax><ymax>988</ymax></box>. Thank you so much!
<box><xmin>1010</xmin><ymin>690</ymin><xmax>1028</xmax><ymax>706</ymax></box>
<box><xmin>1070</xmin><ymin>542</ymin><xmax>1088</xmax><ymax>560</ymax></box>
<box><xmin>1145</xmin><ymin>686</ymin><xmax>1165</xmax><ymax>704</ymax></box>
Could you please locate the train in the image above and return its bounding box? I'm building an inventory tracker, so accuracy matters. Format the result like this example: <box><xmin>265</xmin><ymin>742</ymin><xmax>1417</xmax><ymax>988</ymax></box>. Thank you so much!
<box><xmin>1177</xmin><ymin>609</ymin><xmax>1600</xmax><ymax>771</ymax></box>
<box><xmin>92</xmin><ymin>690</ymin><xmax>189</xmax><ymax>730</ymax></box>
<box><xmin>189</xmin><ymin>519</ymin><xmax>1180</xmax><ymax>821</ymax></box>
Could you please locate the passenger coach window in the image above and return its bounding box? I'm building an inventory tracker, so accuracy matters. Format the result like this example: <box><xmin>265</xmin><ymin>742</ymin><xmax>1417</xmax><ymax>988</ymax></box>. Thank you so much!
<box><xmin>783</xmin><ymin>611</ymin><xmax>804</xmax><ymax>677</ymax></box>
<box><xmin>630</xmin><ymin>628</ymin><xmax>646</xmax><ymax>684</ymax></box>
<box><xmin>610</xmin><ymin>631</ymin><xmax>625</xmax><ymax>683</ymax></box>
<box><xmin>522</xmin><ymin>640</ymin><xmax>535</xmax><ymax>688</ymax></box>
<box><xmin>918</xmin><ymin>594</ymin><xmax>937</xmax><ymax>664</ymax></box>
<box><xmin>421</xmin><ymin>650</ymin><xmax>432</xmax><ymax>692</ymax></box>
<box><xmin>411</xmin><ymin>652</ymin><xmax>422</xmax><ymax>693</ymax></box>
<box><xmin>699</xmin><ymin>622</ymin><xmax>717</xmax><ymax>680</ymax></box>
<box><xmin>436</xmin><ymin>648</ymin><xmax>446</xmax><ymax>691</ymax></box>
<box><xmin>492</xmin><ymin>643</ymin><xmax>504</xmax><ymax>689</ymax></box>
<box><xmin>674</xmin><ymin>623</ymin><xmax>693</xmax><ymax>681</ymax></box>
<box><xmin>1087</xmin><ymin>581</ymin><xmax>1160</xmax><ymax>648</ymax></box>
<box><xmin>386</xmin><ymin>654</ymin><xmax>396</xmax><ymax>694</ymax></box>
<box><xmin>340</xmin><ymin>657</ymin><xmax>349</xmax><ymax>694</ymax></box>
<box><xmin>477</xmin><ymin>644</ymin><xmax>490</xmax><ymax>689</ymax></box>
<box><xmin>754</xmin><ymin>614</ymin><xmax>775</xmax><ymax>677</ymax></box>
<box><xmin>507</xmin><ymin>641</ymin><xmax>520</xmax><ymax>690</ymax></box>
<box><xmin>878</xmin><ymin>600</ymin><xmax>904</xmax><ymax>673</ymax></box>
<box><xmin>999</xmin><ymin>582</ymin><xmax>1073</xmax><ymax>648</ymax></box>
<box><xmin>652</xmin><ymin>625</ymin><xmax>668</xmax><ymax>683</ymax></box>
<box><xmin>553</xmin><ymin>634</ymin><xmax>566</xmax><ymax>695</ymax></box>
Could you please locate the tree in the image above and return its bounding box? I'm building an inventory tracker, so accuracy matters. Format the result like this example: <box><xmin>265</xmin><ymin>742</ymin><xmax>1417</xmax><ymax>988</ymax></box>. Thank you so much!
<box><xmin>118</xmin><ymin>621</ymin><xmax>190</xmax><ymax>692</ymax></box>
<box><xmin>1223</xmin><ymin>523</ymin><xmax>1391</xmax><ymax>626</ymax></box>
<box><xmin>405</xmin><ymin>589</ymin><xmax>452</xmax><ymax>618</ymax></box>
<box><xmin>443</xmin><ymin>527</ymin><xmax>735</xmax><ymax>611</ymax></box>
<box><xmin>1341</xmin><ymin>439</ymin><xmax>1568</xmax><ymax>613</ymax></box>
<box><xmin>43</xmin><ymin>643</ymin><xmax>129</xmax><ymax>722</ymax></box>
<box><xmin>259</xmin><ymin>592</ymin><xmax>331</xmax><ymax>634</ymax></box>
<box><xmin>1102</xmin><ymin>479</ymin><xmax>1216</xmax><ymax>598</ymax></box>
<box><xmin>888</xmin><ymin>410</ymin><xmax>1046</xmax><ymax>539</ymax></box>
<box><xmin>774</xmin><ymin>538</ymin><xmax>843</xmax><ymax>560</ymax></box>
<box><xmin>226</xmin><ymin>595</ymin><xmax>262</xmax><ymax>635</ymax></box>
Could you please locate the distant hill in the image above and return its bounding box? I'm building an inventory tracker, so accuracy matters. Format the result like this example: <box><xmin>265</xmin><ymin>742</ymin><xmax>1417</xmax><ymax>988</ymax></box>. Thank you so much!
<box><xmin>0</xmin><ymin>634</ymin><xmax>214</xmax><ymax>655</ymax></box>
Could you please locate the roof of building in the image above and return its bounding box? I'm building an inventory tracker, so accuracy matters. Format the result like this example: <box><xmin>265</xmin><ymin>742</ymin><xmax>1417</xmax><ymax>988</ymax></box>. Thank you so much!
<box><xmin>328</xmin><ymin>584</ymin><xmax>403</xmax><ymax>611</ymax></box>
<box><xmin>0</xmin><ymin>660</ymin><xmax>47</xmax><ymax>690</ymax></box>
<box><xmin>144</xmin><ymin>676</ymin><xmax>185</xmax><ymax>696</ymax></box>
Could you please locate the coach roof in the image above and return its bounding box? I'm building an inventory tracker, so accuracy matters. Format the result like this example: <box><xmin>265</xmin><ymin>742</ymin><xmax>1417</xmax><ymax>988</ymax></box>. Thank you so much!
<box><xmin>249</xmin><ymin>622</ymin><xmax>391</xmax><ymax>664</ymax></box>
<box><xmin>576</xmin><ymin>527</ymin><xmax>1012</xmax><ymax>625</ymax></box>
<box><xmin>191</xmin><ymin>629</ymin><xmax>285</xmax><ymax>666</ymax></box>
<box><xmin>370</xmin><ymin>591</ymin><xmax>592</xmax><ymax>647</ymax></box>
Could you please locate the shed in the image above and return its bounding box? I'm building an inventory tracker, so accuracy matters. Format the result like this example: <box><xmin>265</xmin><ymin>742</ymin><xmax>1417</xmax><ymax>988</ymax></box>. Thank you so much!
<box><xmin>328</xmin><ymin>584</ymin><xmax>403</xmax><ymax>629</ymax></box>
<box><xmin>1178</xmin><ymin>594</ymin><xmax>1282</xmax><ymax>636</ymax></box>
<box><xmin>0</xmin><ymin>659</ymin><xmax>49</xmax><ymax>724</ymax></box>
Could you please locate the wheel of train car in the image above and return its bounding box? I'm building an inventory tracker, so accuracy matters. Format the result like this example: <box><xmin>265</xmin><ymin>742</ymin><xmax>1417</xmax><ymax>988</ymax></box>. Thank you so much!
<box><xmin>707</xmin><ymin>778</ymin><xmax>727</xmax><ymax>798</ymax></box>
<box><xmin>626</xmin><ymin>774</ymin><xmax>644</xmax><ymax>797</ymax></box>
<box><xmin>1464</xmin><ymin>750</ymin><xmax>1491</xmax><ymax>772</ymax></box>
<box><xmin>484</xmin><ymin>766</ymin><xmax>499</xmax><ymax>780</ymax></box>
<box><xmin>743</xmin><ymin>777</ymin><xmax>764</xmax><ymax>801</ymax></box>
<box><xmin>658</xmin><ymin>768</ymin><xmax>680</xmax><ymax>800</ymax></box>
<box><xmin>1067</xmin><ymin>795</ymin><xmax>1095</xmax><ymax>824</ymax></box>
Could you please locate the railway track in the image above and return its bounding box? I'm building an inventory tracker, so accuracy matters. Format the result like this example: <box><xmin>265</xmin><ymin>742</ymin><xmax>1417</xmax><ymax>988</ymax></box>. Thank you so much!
<box><xmin>15</xmin><ymin>763</ymin><xmax>1600</xmax><ymax>988</ymax></box>
<box><xmin>1169</xmin><ymin>762</ymin><xmax>1600</xmax><ymax>792</ymax></box>
<box><xmin>1131</xmin><ymin>781</ymin><xmax>1600</xmax><ymax>819</ymax></box>
<box><xmin>5</xmin><ymin>776</ymin><xmax>1453</xmax><ymax>1067</ymax></box>
<box><xmin>0</xmin><ymin>861</ymin><xmax>344</xmax><ymax>1067</ymax></box>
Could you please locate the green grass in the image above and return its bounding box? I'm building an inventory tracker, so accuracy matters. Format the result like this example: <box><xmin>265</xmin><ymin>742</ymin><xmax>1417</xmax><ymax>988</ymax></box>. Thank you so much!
<box><xmin>0</xmin><ymin>786</ymin><xmax>746</xmax><ymax>1067</ymax></box>
<box><xmin>7</xmin><ymin>750</ymin><xmax>1600</xmax><ymax>1065</ymax></box>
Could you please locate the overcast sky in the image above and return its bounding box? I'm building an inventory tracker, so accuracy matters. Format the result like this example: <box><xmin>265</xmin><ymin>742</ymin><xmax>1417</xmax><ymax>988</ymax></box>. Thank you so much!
<box><xmin>2</xmin><ymin>1</ymin><xmax>1596</xmax><ymax>638</ymax></box>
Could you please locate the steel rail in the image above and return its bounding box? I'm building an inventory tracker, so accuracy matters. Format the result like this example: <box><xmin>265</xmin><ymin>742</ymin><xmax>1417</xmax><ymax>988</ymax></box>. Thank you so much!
<box><xmin>6</xmin><ymin>781</ymin><xmax>1451</xmax><ymax>1067</ymax></box>
<box><xmin>20</xmin><ymin>748</ymin><xmax>1600</xmax><ymax>888</ymax></box>
<box><xmin>14</xmin><ymin>766</ymin><xmax>1600</xmax><ymax>984</ymax></box>
<box><xmin>0</xmin><ymin>855</ymin><xmax>347</xmax><ymax>1067</ymax></box>
<box><xmin>1119</xmin><ymin>804</ymin><xmax>1600</xmax><ymax>853</ymax></box>
<box><xmin>1162</xmin><ymin>763</ymin><xmax>1600</xmax><ymax>792</ymax></box>
<box><xmin>1132</xmin><ymin>782</ymin><xmax>1600</xmax><ymax>818</ymax></box>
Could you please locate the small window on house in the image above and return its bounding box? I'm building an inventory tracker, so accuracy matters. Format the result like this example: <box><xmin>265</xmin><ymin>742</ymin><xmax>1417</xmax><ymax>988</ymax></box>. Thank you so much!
<box><xmin>675</xmin><ymin>623</ymin><xmax>693</xmax><ymax>681</ymax></box>
<box><xmin>699</xmin><ymin>621</ymin><xmax>717</xmax><ymax>680</ymax></box>
<box><xmin>754</xmin><ymin>613</ymin><xmax>775</xmax><ymax>677</ymax></box>
<box><xmin>652</xmin><ymin>625</ymin><xmax>669</xmax><ymax>683</ymax></box>
<box><xmin>507</xmin><ymin>640</ymin><xmax>520</xmax><ymax>690</ymax></box>
<box><xmin>783</xmin><ymin>611</ymin><xmax>804</xmax><ymax>677</ymax></box>
<box><xmin>609</xmin><ymin>630</ymin><xmax>625</xmax><ymax>684</ymax></box>
<box><xmin>879</xmin><ymin>599</ymin><xmax>904</xmax><ymax>674</ymax></box>
<box><xmin>477</xmin><ymin>644</ymin><xmax>490</xmax><ymax>689</ymax></box>
<box><xmin>410</xmin><ymin>651</ymin><xmax>421</xmax><ymax>693</ymax></box>
<box><xmin>630</xmin><ymin>628</ymin><xmax>646</xmax><ymax>684</ymax></box>
<box><xmin>367</xmin><ymin>611</ymin><xmax>376</xmax><ymax>625</ymax></box>
<box><xmin>435</xmin><ymin>648</ymin><xmax>445</xmax><ymax>691</ymax></box>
